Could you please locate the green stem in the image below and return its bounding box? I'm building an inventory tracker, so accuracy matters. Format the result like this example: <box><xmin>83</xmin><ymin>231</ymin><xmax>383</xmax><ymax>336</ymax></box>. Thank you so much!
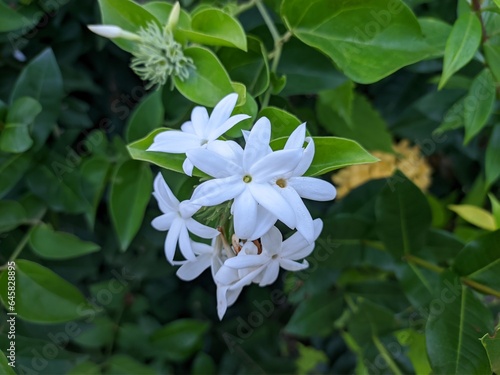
<box><xmin>255</xmin><ymin>0</ymin><xmax>280</xmax><ymax>43</ymax></box>
<box><xmin>462</xmin><ymin>277</ymin><xmax>500</xmax><ymax>299</ymax></box>
<box><xmin>372</xmin><ymin>335</ymin><xmax>404</xmax><ymax>375</ymax></box>
<box><xmin>233</xmin><ymin>0</ymin><xmax>258</xmax><ymax>16</ymax></box>
<box><xmin>403</xmin><ymin>254</ymin><xmax>445</xmax><ymax>274</ymax></box>
<box><xmin>9</xmin><ymin>232</ymin><xmax>30</xmax><ymax>262</ymax></box>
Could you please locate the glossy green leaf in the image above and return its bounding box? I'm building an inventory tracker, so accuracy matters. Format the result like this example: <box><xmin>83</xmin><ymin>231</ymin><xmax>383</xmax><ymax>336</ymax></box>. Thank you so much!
<box><xmin>150</xmin><ymin>319</ymin><xmax>209</xmax><ymax>362</ymax></box>
<box><xmin>1</xmin><ymin>97</ymin><xmax>42</xmax><ymax>153</ymax></box>
<box><xmin>463</xmin><ymin>69</ymin><xmax>495</xmax><ymax>143</ymax></box>
<box><xmin>178</xmin><ymin>8</ymin><xmax>246</xmax><ymax>50</ymax></box>
<box><xmin>452</xmin><ymin>230</ymin><xmax>500</xmax><ymax>290</ymax></box>
<box><xmin>259</xmin><ymin>107</ymin><xmax>301</xmax><ymax>139</ymax></box>
<box><xmin>109</xmin><ymin>160</ymin><xmax>152</xmax><ymax>251</ymax></box>
<box><xmin>26</xmin><ymin>165</ymin><xmax>88</xmax><ymax>214</ymax></box>
<box><xmin>0</xmin><ymin>153</ymin><xmax>31</xmax><ymax>199</ymax></box>
<box><xmin>174</xmin><ymin>46</ymin><xmax>233</xmax><ymax>107</ymax></box>
<box><xmin>449</xmin><ymin>204</ymin><xmax>497</xmax><ymax>231</ymax></box>
<box><xmin>481</xmin><ymin>326</ymin><xmax>500</xmax><ymax>374</ymax></box>
<box><xmin>127</xmin><ymin>128</ymin><xmax>204</xmax><ymax>177</ymax></box>
<box><xmin>0</xmin><ymin>260</ymin><xmax>91</xmax><ymax>323</ymax></box>
<box><xmin>438</xmin><ymin>12</ymin><xmax>482</xmax><ymax>89</ymax></box>
<box><xmin>29</xmin><ymin>224</ymin><xmax>100</xmax><ymax>260</ymax></box>
<box><xmin>126</xmin><ymin>89</ymin><xmax>165</xmax><ymax>143</ymax></box>
<box><xmin>7</xmin><ymin>96</ymin><xmax>42</xmax><ymax>124</ymax></box>
<box><xmin>489</xmin><ymin>194</ymin><xmax>500</xmax><ymax>228</ymax></box>
<box><xmin>395</xmin><ymin>263</ymin><xmax>436</xmax><ymax>308</ymax></box>
<box><xmin>418</xmin><ymin>17</ymin><xmax>452</xmax><ymax>58</ymax></box>
<box><xmin>218</xmin><ymin>36</ymin><xmax>269</xmax><ymax>96</ymax></box>
<box><xmin>106</xmin><ymin>355</ymin><xmax>157</xmax><ymax>375</ymax></box>
<box><xmin>426</xmin><ymin>272</ymin><xmax>493</xmax><ymax>375</ymax></box>
<box><xmin>486</xmin><ymin>125</ymin><xmax>500</xmax><ymax>187</ymax></box>
<box><xmin>484</xmin><ymin>38</ymin><xmax>500</xmax><ymax>82</ymax></box>
<box><xmin>347</xmin><ymin>299</ymin><xmax>401</xmax><ymax>341</ymax></box>
<box><xmin>375</xmin><ymin>171</ymin><xmax>432</xmax><ymax>258</ymax></box>
<box><xmin>0</xmin><ymin>1</ymin><xmax>34</xmax><ymax>32</ymax></box>
<box><xmin>0</xmin><ymin>351</ymin><xmax>16</xmax><ymax>375</ymax></box>
<box><xmin>282</xmin><ymin>0</ymin><xmax>433</xmax><ymax>84</ymax></box>
<box><xmin>321</xmin><ymin>80</ymin><xmax>355</xmax><ymax>126</ymax></box>
<box><xmin>98</xmin><ymin>0</ymin><xmax>159</xmax><ymax>52</ymax></box>
<box><xmin>285</xmin><ymin>292</ymin><xmax>343</xmax><ymax>337</ymax></box>
<box><xmin>0</xmin><ymin>200</ymin><xmax>26</xmax><ymax>233</ymax></box>
<box><xmin>10</xmin><ymin>49</ymin><xmax>64</xmax><ymax>148</ymax></box>
<box><xmin>270</xmin><ymin>136</ymin><xmax>379</xmax><ymax>176</ymax></box>
<box><xmin>317</xmin><ymin>93</ymin><xmax>394</xmax><ymax>153</ymax></box>
<box><xmin>80</xmin><ymin>155</ymin><xmax>111</xmax><ymax>228</ymax></box>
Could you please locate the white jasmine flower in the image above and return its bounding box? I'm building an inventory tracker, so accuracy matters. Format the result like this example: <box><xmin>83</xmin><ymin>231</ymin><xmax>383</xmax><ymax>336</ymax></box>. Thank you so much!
<box><xmin>87</xmin><ymin>25</ymin><xmax>140</xmax><ymax>40</ymax></box>
<box><xmin>187</xmin><ymin>117</ymin><xmax>303</xmax><ymax>240</ymax></box>
<box><xmin>271</xmin><ymin>123</ymin><xmax>336</xmax><ymax>242</ymax></box>
<box><xmin>151</xmin><ymin>173</ymin><xmax>219</xmax><ymax>264</ymax></box>
<box><xmin>148</xmin><ymin>93</ymin><xmax>250</xmax><ymax>176</ymax></box>
<box><xmin>214</xmin><ymin>219</ymin><xmax>323</xmax><ymax>319</ymax></box>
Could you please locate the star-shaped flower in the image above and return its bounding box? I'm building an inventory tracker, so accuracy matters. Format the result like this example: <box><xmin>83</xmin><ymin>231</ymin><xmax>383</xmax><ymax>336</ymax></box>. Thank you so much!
<box><xmin>148</xmin><ymin>93</ymin><xmax>250</xmax><ymax>175</ymax></box>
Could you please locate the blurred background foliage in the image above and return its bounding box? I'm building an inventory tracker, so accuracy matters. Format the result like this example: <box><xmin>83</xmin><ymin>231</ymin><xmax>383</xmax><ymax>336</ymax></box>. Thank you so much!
<box><xmin>0</xmin><ymin>0</ymin><xmax>500</xmax><ymax>374</ymax></box>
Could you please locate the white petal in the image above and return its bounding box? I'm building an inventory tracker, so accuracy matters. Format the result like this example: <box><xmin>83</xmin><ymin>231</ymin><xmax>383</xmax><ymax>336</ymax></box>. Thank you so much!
<box><xmin>164</xmin><ymin>218</ymin><xmax>182</xmax><ymax>264</ymax></box>
<box><xmin>232</xmin><ymin>189</ymin><xmax>258</xmax><ymax>240</ymax></box>
<box><xmin>261</xmin><ymin>226</ymin><xmax>283</xmax><ymax>256</ymax></box>
<box><xmin>148</xmin><ymin>131</ymin><xmax>201</xmax><ymax>153</ymax></box>
<box><xmin>217</xmin><ymin>285</ymin><xmax>230</xmax><ymax>320</ymax></box>
<box><xmin>285</xmin><ymin>123</ymin><xmax>306</xmax><ymax>149</ymax></box>
<box><xmin>279</xmin><ymin>186</ymin><xmax>315</xmax><ymax>243</ymax></box>
<box><xmin>180</xmin><ymin>121</ymin><xmax>195</xmax><ymax>134</ymax></box>
<box><xmin>208</xmin><ymin>114</ymin><xmax>250</xmax><ymax>140</ymax></box>
<box><xmin>191</xmin><ymin>175</ymin><xmax>245</xmax><ymax>207</ymax></box>
<box><xmin>247</xmin><ymin>206</ymin><xmax>277</xmax><ymax>241</ymax></box>
<box><xmin>285</xmin><ymin>243</ymin><xmax>315</xmax><ymax>261</ymax></box>
<box><xmin>282</xmin><ymin>219</ymin><xmax>323</xmax><ymax>258</ymax></box>
<box><xmin>214</xmin><ymin>264</ymin><xmax>241</xmax><ymax>285</ymax></box>
<box><xmin>178</xmin><ymin>225</ymin><xmax>196</xmax><ymax>260</ymax></box>
<box><xmin>191</xmin><ymin>106</ymin><xmax>209</xmax><ymax>136</ymax></box>
<box><xmin>280</xmin><ymin>259</ymin><xmax>309</xmax><ymax>271</ymax></box>
<box><xmin>289</xmin><ymin>177</ymin><xmax>337</xmax><ymax>201</ymax></box>
<box><xmin>153</xmin><ymin>173</ymin><xmax>179</xmax><ymax>211</ymax></box>
<box><xmin>151</xmin><ymin>212</ymin><xmax>176</xmax><ymax>231</ymax></box>
<box><xmin>191</xmin><ymin>241</ymin><xmax>214</xmax><ymax>255</ymax></box>
<box><xmin>208</xmin><ymin>93</ymin><xmax>238</xmax><ymax>130</ymax></box>
<box><xmin>186</xmin><ymin>148</ymin><xmax>242</xmax><ymax>178</ymax></box>
<box><xmin>294</xmin><ymin>137</ymin><xmax>315</xmax><ymax>176</ymax></box>
<box><xmin>182</xmin><ymin>158</ymin><xmax>194</xmax><ymax>176</ymax></box>
<box><xmin>176</xmin><ymin>253</ymin><xmax>212</xmax><ymax>281</ymax></box>
<box><xmin>257</xmin><ymin>261</ymin><xmax>280</xmax><ymax>286</ymax></box>
<box><xmin>243</xmin><ymin>117</ymin><xmax>271</xmax><ymax>170</ymax></box>
<box><xmin>186</xmin><ymin>218</ymin><xmax>219</xmax><ymax>239</ymax></box>
<box><xmin>250</xmin><ymin>149</ymin><xmax>302</xmax><ymax>182</ymax></box>
<box><xmin>248</xmin><ymin>183</ymin><xmax>296</xmax><ymax>229</ymax></box>
<box><xmin>206</xmin><ymin>140</ymin><xmax>243</xmax><ymax>164</ymax></box>
<box><xmin>224</xmin><ymin>254</ymin><xmax>269</xmax><ymax>269</ymax></box>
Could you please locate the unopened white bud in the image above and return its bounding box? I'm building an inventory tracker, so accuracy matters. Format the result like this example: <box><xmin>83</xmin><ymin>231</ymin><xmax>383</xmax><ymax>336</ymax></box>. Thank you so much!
<box><xmin>87</xmin><ymin>25</ymin><xmax>141</xmax><ymax>41</ymax></box>
<box><xmin>166</xmin><ymin>2</ymin><xmax>181</xmax><ymax>31</ymax></box>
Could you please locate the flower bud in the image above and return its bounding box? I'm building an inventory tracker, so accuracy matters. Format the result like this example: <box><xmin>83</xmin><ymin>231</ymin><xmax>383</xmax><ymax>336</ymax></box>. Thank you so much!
<box><xmin>166</xmin><ymin>2</ymin><xmax>181</xmax><ymax>31</ymax></box>
<box><xmin>87</xmin><ymin>25</ymin><xmax>140</xmax><ymax>41</ymax></box>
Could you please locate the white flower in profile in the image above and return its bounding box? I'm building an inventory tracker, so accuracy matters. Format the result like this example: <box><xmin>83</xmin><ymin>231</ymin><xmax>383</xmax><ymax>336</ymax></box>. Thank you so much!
<box><xmin>148</xmin><ymin>93</ymin><xmax>250</xmax><ymax>175</ymax></box>
<box><xmin>272</xmin><ymin>123</ymin><xmax>336</xmax><ymax>243</ymax></box>
<box><xmin>214</xmin><ymin>219</ymin><xmax>323</xmax><ymax>319</ymax></box>
<box><xmin>187</xmin><ymin>117</ymin><xmax>303</xmax><ymax>240</ymax></box>
<box><xmin>151</xmin><ymin>173</ymin><xmax>219</xmax><ymax>264</ymax></box>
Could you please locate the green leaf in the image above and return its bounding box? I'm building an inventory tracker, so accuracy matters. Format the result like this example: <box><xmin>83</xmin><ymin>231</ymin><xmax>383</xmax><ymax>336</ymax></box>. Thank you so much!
<box><xmin>67</xmin><ymin>361</ymin><xmax>102</xmax><ymax>375</ymax></box>
<box><xmin>29</xmin><ymin>224</ymin><xmax>100</xmax><ymax>260</ymax></box>
<box><xmin>10</xmin><ymin>49</ymin><xmax>64</xmax><ymax>148</ymax></box>
<box><xmin>109</xmin><ymin>160</ymin><xmax>152</xmax><ymax>251</ymax></box>
<box><xmin>142</xmin><ymin>1</ymin><xmax>191</xmax><ymax>30</ymax></box>
<box><xmin>438</xmin><ymin>12</ymin><xmax>482</xmax><ymax>89</ymax></box>
<box><xmin>0</xmin><ymin>260</ymin><xmax>91</xmax><ymax>323</ymax></box>
<box><xmin>0</xmin><ymin>200</ymin><xmax>26</xmax><ymax>233</ymax></box>
<box><xmin>98</xmin><ymin>0</ymin><xmax>159</xmax><ymax>52</ymax></box>
<box><xmin>285</xmin><ymin>292</ymin><xmax>343</xmax><ymax>337</ymax></box>
<box><xmin>174</xmin><ymin>46</ymin><xmax>233</xmax><ymax>107</ymax></box>
<box><xmin>0</xmin><ymin>1</ymin><xmax>34</xmax><ymax>32</ymax></box>
<box><xmin>426</xmin><ymin>272</ymin><xmax>493</xmax><ymax>375</ymax></box>
<box><xmin>7</xmin><ymin>96</ymin><xmax>42</xmax><ymax>125</ymax></box>
<box><xmin>150</xmin><ymin>319</ymin><xmax>209</xmax><ymax>362</ymax></box>
<box><xmin>126</xmin><ymin>89</ymin><xmax>165</xmax><ymax>143</ymax></box>
<box><xmin>347</xmin><ymin>299</ymin><xmax>401</xmax><ymax>341</ymax></box>
<box><xmin>452</xmin><ymin>230</ymin><xmax>500</xmax><ymax>290</ymax></box>
<box><xmin>375</xmin><ymin>170</ymin><xmax>432</xmax><ymax>258</ymax></box>
<box><xmin>397</xmin><ymin>330</ymin><xmax>432</xmax><ymax>375</ymax></box>
<box><xmin>484</xmin><ymin>38</ymin><xmax>500</xmax><ymax>82</ymax></box>
<box><xmin>395</xmin><ymin>263</ymin><xmax>436</xmax><ymax>308</ymax></box>
<box><xmin>106</xmin><ymin>355</ymin><xmax>157</xmax><ymax>375</ymax></box>
<box><xmin>127</xmin><ymin>128</ymin><xmax>205</xmax><ymax>177</ymax></box>
<box><xmin>224</xmin><ymin>94</ymin><xmax>258</xmax><ymax>138</ymax></box>
<box><xmin>282</xmin><ymin>0</ymin><xmax>433</xmax><ymax>83</ymax></box>
<box><xmin>218</xmin><ymin>36</ymin><xmax>269</xmax><ymax>96</ymax></box>
<box><xmin>486</xmin><ymin>125</ymin><xmax>500</xmax><ymax>187</ymax></box>
<box><xmin>80</xmin><ymin>155</ymin><xmax>111</xmax><ymax>228</ymax></box>
<box><xmin>481</xmin><ymin>326</ymin><xmax>500</xmax><ymax>374</ymax></box>
<box><xmin>270</xmin><ymin>136</ymin><xmax>379</xmax><ymax>176</ymax></box>
<box><xmin>0</xmin><ymin>351</ymin><xmax>16</xmax><ymax>375</ymax></box>
<box><xmin>178</xmin><ymin>8</ymin><xmax>246</xmax><ymax>51</ymax></box>
<box><xmin>317</xmin><ymin>93</ymin><xmax>394</xmax><ymax>153</ymax></box>
<box><xmin>321</xmin><ymin>80</ymin><xmax>355</xmax><ymax>126</ymax></box>
<box><xmin>73</xmin><ymin>317</ymin><xmax>114</xmax><ymax>349</ymax></box>
<box><xmin>0</xmin><ymin>153</ymin><xmax>31</xmax><ymax>198</ymax></box>
<box><xmin>192</xmin><ymin>353</ymin><xmax>216</xmax><ymax>375</ymax></box>
<box><xmin>418</xmin><ymin>17</ymin><xmax>452</xmax><ymax>58</ymax></box>
<box><xmin>448</xmin><ymin>204</ymin><xmax>497</xmax><ymax>231</ymax></box>
<box><xmin>296</xmin><ymin>343</ymin><xmax>328</xmax><ymax>375</ymax></box>
<box><xmin>258</xmin><ymin>107</ymin><xmax>301</xmax><ymax>140</ymax></box>
<box><xmin>489</xmin><ymin>194</ymin><xmax>500</xmax><ymax>228</ymax></box>
<box><xmin>463</xmin><ymin>69</ymin><xmax>496</xmax><ymax>143</ymax></box>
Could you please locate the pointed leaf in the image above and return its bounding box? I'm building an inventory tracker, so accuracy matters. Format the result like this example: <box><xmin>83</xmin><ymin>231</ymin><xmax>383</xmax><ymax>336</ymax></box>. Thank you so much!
<box><xmin>449</xmin><ymin>204</ymin><xmax>497</xmax><ymax>231</ymax></box>
<box><xmin>481</xmin><ymin>327</ymin><xmax>500</xmax><ymax>374</ymax></box>
<box><xmin>125</xmin><ymin>89</ymin><xmax>165</xmax><ymax>143</ymax></box>
<box><xmin>0</xmin><ymin>200</ymin><xmax>26</xmax><ymax>233</ymax></box>
<box><xmin>486</xmin><ymin>125</ymin><xmax>500</xmax><ymax>187</ymax></box>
